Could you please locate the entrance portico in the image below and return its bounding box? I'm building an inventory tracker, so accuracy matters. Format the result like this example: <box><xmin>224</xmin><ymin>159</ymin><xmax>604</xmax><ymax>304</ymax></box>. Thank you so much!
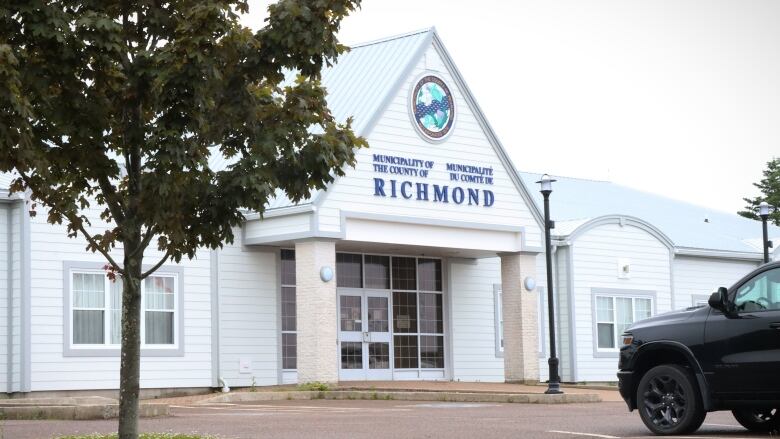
<box><xmin>286</xmin><ymin>236</ymin><xmax>540</xmax><ymax>384</ymax></box>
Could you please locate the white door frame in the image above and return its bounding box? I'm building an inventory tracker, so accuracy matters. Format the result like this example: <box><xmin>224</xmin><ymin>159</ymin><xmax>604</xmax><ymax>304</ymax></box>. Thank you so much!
<box><xmin>337</xmin><ymin>288</ymin><xmax>393</xmax><ymax>380</ymax></box>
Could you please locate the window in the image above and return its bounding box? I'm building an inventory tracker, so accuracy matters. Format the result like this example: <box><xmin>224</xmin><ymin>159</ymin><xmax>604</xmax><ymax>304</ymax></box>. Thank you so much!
<box><xmin>494</xmin><ymin>285</ymin><xmax>503</xmax><ymax>356</ymax></box>
<box><xmin>595</xmin><ymin>294</ymin><xmax>653</xmax><ymax>351</ymax></box>
<box><xmin>280</xmin><ymin>249</ymin><xmax>297</xmax><ymax>370</ymax></box>
<box><xmin>735</xmin><ymin>268</ymin><xmax>780</xmax><ymax>313</ymax></box>
<box><xmin>336</xmin><ymin>253</ymin><xmax>362</xmax><ymax>288</ymax></box>
<box><xmin>67</xmin><ymin>264</ymin><xmax>181</xmax><ymax>353</ymax></box>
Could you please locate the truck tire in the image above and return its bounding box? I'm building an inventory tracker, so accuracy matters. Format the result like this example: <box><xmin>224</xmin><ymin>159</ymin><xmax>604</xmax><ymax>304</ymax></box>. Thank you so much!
<box><xmin>636</xmin><ymin>364</ymin><xmax>706</xmax><ymax>435</ymax></box>
<box><xmin>732</xmin><ymin>409</ymin><xmax>780</xmax><ymax>432</ymax></box>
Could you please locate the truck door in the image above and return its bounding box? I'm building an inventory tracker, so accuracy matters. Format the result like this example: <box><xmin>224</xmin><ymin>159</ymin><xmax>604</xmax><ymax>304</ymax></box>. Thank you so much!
<box><xmin>704</xmin><ymin>266</ymin><xmax>780</xmax><ymax>399</ymax></box>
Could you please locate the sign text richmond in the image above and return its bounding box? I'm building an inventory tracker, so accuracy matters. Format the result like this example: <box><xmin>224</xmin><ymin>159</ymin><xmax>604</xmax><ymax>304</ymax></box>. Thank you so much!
<box><xmin>372</xmin><ymin>154</ymin><xmax>495</xmax><ymax>207</ymax></box>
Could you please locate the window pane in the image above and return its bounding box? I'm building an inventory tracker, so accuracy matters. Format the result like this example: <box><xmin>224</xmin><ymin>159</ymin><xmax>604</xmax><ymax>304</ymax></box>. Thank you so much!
<box><xmin>281</xmin><ymin>286</ymin><xmax>296</xmax><ymax>331</ymax></box>
<box><xmin>282</xmin><ymin>333</ymin><xmax>297</xmax><ymax>369</ymax></box>
<box><xmin>418</xmin><ymin>259</ymin><xmax>442</xmax><ymax>291</ymax></box>
<box><xmin>420</xmin><ymin>335</ymin><xmax>444</xmax><ymax>368</ymax></box>
<box><xmin>73</xmin><ymin>273</ymin><xmax>105</xmax><ymax>308</ymax></box>
<box><xmin>73</xmin><ymin>310</ymin><xmax>104</xmax><ymax>344</ymax></box>
<box><xmin>341</xmin><ymin>342</ymin><xmax>362</xmax><ymax>369</ymax></box>
<box><xmin>393</xmin><ymin>335</ymin><xmax>418</xmax><ymax>369</ymax></box>
<box><xmin>281</xmin><ymin>249</ymin><xmax>296</xmax><ymax>286</ymax></box>
<box><xmin>392</xmin><ymin>257</ymin><xmax>416</xmax><ymax>290</ymax></box>
<box><xmin>368</xmin><ymin>343</ymin><xmax>390</xmax><ymax>369</ymax></box>
<box><xmin>110</xmin><ymin>279</ymin><xmax>123</xmax><ymax>344</ymax></box>
<box><xmin>393</xmin><ymin>292</ymin><xmax>417</xmax><ymax>333</ymax></box>
<box><xmin>145</xmin><ymin>311</ymin><xmax>174</xmax><ymax>344</ymax></box>
<box><xmin>336</xmin><ymin>253</ymin><xmax>363</xmax><ymax>288</ymax></box>
<box><xmin>340</xmin><ymin>295</ymin><xmax>362</xmax><ymax>332</ymax></box>
<box><xmin>597</xmin><ymin>323</ymin><xmax>615</xmax><ymax>349</ymax></box>
<box><xmin>419</xmin><ymin>293</ymin><xmax>443</xmax><ymax>334</ymax></box>
<box><xmin>616</xmin><ymin>298</ymin><xmax>633</xmax><ymax>325</ymax></box>
<box><xmin>145</xmin><ymin>276</ymin><xmax>174</xmax><ymax>310</ymax></box>
<box><xmin>367</xmin><ymin>297</ymin><xmax>389</xmax><ymax>332</ymax></box>
<box><xmin>364</xmin><ymin>255</ymin><xmax>390</xmax><ymax>289</ymax></box>
<box><xmin>635</xmin><ymin>298</ymin><xmax>652</xmax><ymax>321</ymax></box>
<box><xmin>596</xmin><ymin>297</ymin><xmax>613</xmax><ymax>322</ymax></box>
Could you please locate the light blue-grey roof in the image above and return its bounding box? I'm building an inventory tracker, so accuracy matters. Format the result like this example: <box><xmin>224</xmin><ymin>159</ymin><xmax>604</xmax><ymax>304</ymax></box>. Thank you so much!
<box><xmin>519</xmin><ymin>172</ymin><xmax>780</xmax><ymax>254</ymax></box>
<box><xmin>211</xmin><ymin>28</ymin><xmax>435</xmax><ymax>211</ymax></box>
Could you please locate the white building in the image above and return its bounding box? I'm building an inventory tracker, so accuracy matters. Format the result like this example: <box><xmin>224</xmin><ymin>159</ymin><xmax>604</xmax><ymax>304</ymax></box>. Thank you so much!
<box><xmin>1</xmin><ymin>28</ymin><xmax>778</xmax><ymax>395</ymax></box>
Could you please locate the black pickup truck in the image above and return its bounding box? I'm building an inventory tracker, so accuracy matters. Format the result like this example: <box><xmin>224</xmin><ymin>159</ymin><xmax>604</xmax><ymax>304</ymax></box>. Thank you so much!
<box><xmin>617</xmin><ymin>261</ymin><xmax>780</xmax><ymax>435</ymax></box>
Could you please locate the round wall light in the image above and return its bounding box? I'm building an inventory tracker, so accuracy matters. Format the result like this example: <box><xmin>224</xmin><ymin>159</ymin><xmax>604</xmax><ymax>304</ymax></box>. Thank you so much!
<box><xmin>524</xmin><ymin>277</ymin><xmax>536</xmax><ymax>291</ymax></box>
<box><xmin>320</xmin><ymin>266</ymin><xmax>334</xmax><ymax>283</ymax></box>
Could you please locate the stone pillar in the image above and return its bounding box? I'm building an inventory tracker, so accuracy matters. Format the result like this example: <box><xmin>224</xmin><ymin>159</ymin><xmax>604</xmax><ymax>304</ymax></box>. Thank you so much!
<box><xmin>295</xmin><ymin>240</ymin><xmax>338</xmax><ymax>383</ymax></box>
<box><xmin>500</xmin><ymin>252</ymin><xmax>540</xmax><ymax>383</ymax></box>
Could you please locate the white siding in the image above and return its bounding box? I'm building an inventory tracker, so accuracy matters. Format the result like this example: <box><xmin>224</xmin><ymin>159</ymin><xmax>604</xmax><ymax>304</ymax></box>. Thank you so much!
<box><xmin>571</xmin><ymin>222</ymin><xmax>672</xmax><ymax>382</ymax></box>
<box><xmin>449</xmin><ymin>257</ymin><xmax>504</xmax><ymax>382</ymax></box>
<box><xmin>28</xmin><ymin>207</ymin><xmax>213</xmax><ymax>391</ymax></box>
<box><xmin>317</xmin><ymin>43</ymin><xmax>541</xmax><ymax>249</ymax></box>
<box><xmin>217</xmin><ymin>239</ymin><xmax>278</xmax><ymax>386</ymax></box>
<box><xmin>536</xmin><ymin>248</ymin><xmax>574</xmax><ymax>383</ymax></box>
<box><xmin>673</xmin><ymin>256</ymin><xmax>759</xmax><ymax>308</ymax></box>
<box><xmin>244</xmin><ymin>213</ymin><xmax>312</xmax><ymax>241</ymax></box>
<box><xmin>10</xmin><ymin>202</ymin><xmax>21</xmax><ymax>392</ymax></box>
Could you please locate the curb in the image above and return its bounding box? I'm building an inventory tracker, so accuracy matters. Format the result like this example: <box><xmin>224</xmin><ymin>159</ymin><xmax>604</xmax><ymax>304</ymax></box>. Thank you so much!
<box><xmin>0</xmin><ymin>403</ymin><xmax>169</xmax><ymax>420</ymax></box>
<box><xmin>201</xmin><ymin>390</ymin><xmax>601</xmax><ymax>405</ymax></box>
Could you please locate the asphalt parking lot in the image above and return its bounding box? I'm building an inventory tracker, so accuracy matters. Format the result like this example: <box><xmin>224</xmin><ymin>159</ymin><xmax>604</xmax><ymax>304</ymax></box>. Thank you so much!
<box><xmin>2</xmin><ymin>400</ymin><xmax>766</xmax><ymax>439</ymax></box>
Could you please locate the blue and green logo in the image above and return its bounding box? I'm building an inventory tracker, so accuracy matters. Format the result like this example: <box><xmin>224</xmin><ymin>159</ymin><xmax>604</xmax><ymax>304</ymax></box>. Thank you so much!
<box><xmin>411</xmin><ymin>75</ymin><xmax>455</xmax><ymax>141</ymax></box>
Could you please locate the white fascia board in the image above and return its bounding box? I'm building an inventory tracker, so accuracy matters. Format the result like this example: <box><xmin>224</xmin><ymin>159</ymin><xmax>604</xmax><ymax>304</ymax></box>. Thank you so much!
<box><xmin>243</xmin><ymin>203</ymin><xmax>315</xmax><ymax>221</ymax></box>
<box><xmin>674</xmin><ymin>247</ymin><xmax>764</xmax><ymax>262</ymax></box>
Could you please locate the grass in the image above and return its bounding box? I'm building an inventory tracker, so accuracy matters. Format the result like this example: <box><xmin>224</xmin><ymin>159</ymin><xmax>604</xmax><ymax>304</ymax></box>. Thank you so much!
<box><xmin>296</xmin><ymin>381</ymin><xmax>330</xmax><ymax>392</ymax></box>
<box><xmin>57</xmin><ymin>434</ymin><xmax>218</xmax><ymax>439</ymax></box>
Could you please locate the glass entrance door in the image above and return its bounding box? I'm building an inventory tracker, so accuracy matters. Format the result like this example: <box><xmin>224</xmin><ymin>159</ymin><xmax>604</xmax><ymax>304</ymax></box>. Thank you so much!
<box><xmin>338</xmin><ymin>290</ymin><xmax>392</xmax><ymax>380</ymax></box>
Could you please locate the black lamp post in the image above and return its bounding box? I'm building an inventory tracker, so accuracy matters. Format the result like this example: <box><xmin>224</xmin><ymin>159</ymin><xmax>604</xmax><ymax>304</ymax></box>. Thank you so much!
<box><xmin>759</xmin><ymin>201</ymin><xmax>772</xmax><ymax>264</ymax></box>
<box><xmin>537</xmin><ymin>174</ymin><xmax>562</xmax><ymax>395</ymax></box>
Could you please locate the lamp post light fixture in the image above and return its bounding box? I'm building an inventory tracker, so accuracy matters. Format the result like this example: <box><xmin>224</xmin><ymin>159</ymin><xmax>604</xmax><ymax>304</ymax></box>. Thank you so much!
<box><xmin>536</xmin><ymin>174</ymin><xmax>562</xmax><ymax>395</ymax></box>
<box><xmin>759</xmin><ymin>201</ymin><xmax>773</xmax><ymax>264</ymax></box>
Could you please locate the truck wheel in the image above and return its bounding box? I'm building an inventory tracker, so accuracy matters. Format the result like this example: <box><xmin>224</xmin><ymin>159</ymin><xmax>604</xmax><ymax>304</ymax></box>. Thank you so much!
<box><xmin>732</xmin><ymin>409</ymin><xmax>780</xmax><ymax>432</ymax></box>
<box><xmin>637</xmin><ymin>364</ymin><xmax>706</xmax><ymax>435</ymax></box>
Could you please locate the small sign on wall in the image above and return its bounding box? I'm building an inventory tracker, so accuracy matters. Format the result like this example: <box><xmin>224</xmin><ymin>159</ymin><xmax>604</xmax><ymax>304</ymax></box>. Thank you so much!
<box><xmin>617</xmin><ymin>258</ymin><xmax>631</xmax><ymax>279</ymax></box>
<box><xmin>239</xmin><ymin>358</ymin><xmax>252</xmax><ymax>374</ymax></box>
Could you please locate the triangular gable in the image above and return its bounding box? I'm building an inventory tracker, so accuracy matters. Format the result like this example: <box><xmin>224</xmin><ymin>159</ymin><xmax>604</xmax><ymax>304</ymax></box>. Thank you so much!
<box><xmin>309</xmin><ymin>28</ymin><xmax>544</xmax><ymax>250</ymax></box>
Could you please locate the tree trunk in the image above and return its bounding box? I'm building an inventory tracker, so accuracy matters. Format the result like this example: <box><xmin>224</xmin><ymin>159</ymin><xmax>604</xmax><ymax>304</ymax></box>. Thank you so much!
<box><xmin>118</xmin><ymin>247</ymin><xmax>143</xmax><ymax>439</ymax></box>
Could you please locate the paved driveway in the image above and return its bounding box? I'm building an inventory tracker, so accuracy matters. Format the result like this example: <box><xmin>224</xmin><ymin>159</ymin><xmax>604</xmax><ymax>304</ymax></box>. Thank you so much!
<box><xmin>2</xmin><ymin>400</ymin><xmax>763</xmax><ymax>439</ymax></box>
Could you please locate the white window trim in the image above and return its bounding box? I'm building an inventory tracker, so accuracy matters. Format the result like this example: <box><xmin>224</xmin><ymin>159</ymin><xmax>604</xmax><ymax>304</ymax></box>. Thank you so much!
<box><xmin>63</xmin><ymin>261</ymin><xmax>185</xmax><ymax>357</ymax></box>
<box><xmin>591</xmin><ymin>288</ymin><xmax>656</xmax><ymax>358</ymax></box>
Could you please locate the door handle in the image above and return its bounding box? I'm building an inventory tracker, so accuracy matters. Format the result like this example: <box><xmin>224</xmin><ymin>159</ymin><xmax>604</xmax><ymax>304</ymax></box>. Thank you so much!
<box><xmin>769</xmin><ymin>322</ymin><xmax>780</xmax><ymax>329</ymax></box>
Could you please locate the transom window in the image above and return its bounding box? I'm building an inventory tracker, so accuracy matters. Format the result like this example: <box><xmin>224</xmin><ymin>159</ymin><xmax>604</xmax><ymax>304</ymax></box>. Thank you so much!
<box><xmin>69</xmin><ymin>268</ymin><xmax>179</xmax><ymax>350</ymax></box>
<box><xmin>595</xmin><ymin>294</ymin><xmax>652</xmax><ymax>351</ymax></box>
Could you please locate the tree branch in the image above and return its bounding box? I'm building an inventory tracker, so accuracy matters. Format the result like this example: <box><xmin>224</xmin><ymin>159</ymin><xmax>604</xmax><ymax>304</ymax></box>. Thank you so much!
<box><xmin>129</xmin><ymin>225</ymin><xmax>156</xmax><ymax>259</ymax></box>
<box><xmin>141</xmin><ymin>250</ymin><xmax>171</xmax><ymax>279</ymax></box>
<box><xmin>70</xmin><ymin>215</ymin><xmax>125</xmax><ymax>275</ymax></box>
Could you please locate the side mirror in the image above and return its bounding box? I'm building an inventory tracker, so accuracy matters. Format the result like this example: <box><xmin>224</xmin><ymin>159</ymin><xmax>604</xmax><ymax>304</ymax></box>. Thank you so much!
<box><xmin>708</xmin><ymin>287</ymin><xmax>732</xmax><ymax>315</ymax></box>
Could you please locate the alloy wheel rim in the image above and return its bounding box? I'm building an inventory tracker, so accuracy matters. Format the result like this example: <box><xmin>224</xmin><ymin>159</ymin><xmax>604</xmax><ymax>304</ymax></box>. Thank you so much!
<box><xmin>642</xmin><ymin>375</ymin><xmax>688</xmax><ymax>429</ymax></box>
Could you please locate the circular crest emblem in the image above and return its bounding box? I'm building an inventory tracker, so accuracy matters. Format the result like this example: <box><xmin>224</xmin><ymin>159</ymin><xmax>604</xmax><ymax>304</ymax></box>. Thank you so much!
<box><xmin>410</xmin><ymin>74</ymin><xmax>455</xmax><ymax>141</ymax></box>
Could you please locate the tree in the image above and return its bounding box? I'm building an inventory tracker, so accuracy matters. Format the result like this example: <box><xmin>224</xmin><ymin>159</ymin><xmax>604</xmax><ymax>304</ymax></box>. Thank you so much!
<box><xmin>0</xmin><ymin>1</ymin><xmax>366</xmax><ymax>437</ymax></box>
<box><xmin>739</xmin><ymin>158</ymin><xmax>780</xmax><ymax>226</ymax></box>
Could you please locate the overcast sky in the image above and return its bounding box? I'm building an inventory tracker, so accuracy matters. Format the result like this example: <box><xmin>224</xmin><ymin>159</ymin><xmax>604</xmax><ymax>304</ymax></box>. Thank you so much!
<box><xmin>242</xmin><ymin>0</ymin><xmax>779</xmax><ymax>214</ymax></box>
